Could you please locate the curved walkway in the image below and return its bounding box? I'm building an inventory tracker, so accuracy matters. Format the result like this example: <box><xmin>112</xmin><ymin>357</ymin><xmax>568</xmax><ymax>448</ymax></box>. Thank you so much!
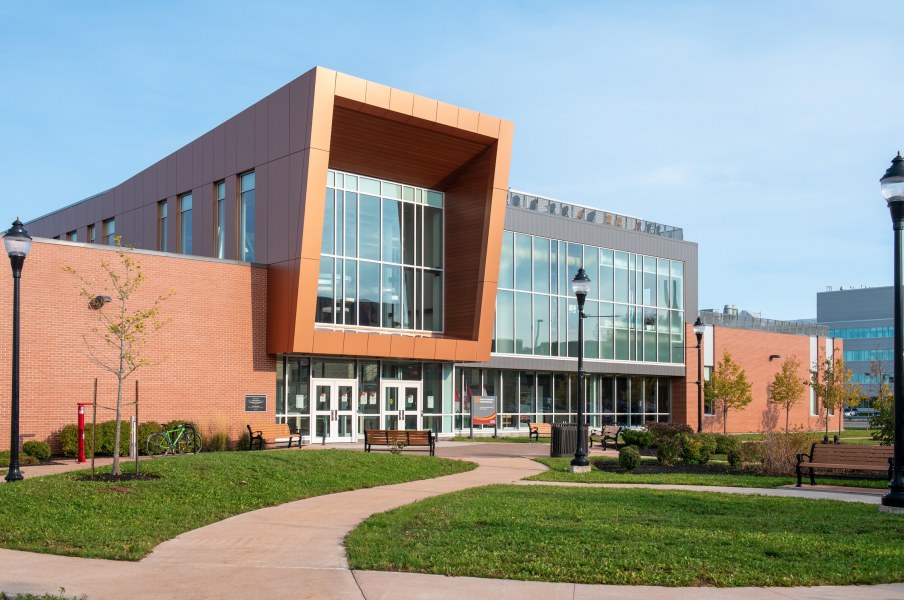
<box><xmin>0</xmin><ymin>443</ymin><xmax>901</xmax><ymax>600</ymax></box>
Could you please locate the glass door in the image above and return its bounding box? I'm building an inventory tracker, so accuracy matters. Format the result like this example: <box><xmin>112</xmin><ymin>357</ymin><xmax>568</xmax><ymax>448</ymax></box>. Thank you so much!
<box><xmin>381</xmin><ymin>382</ymin><xmax>422</xmax><ymax>430</ymax></box>
<box><xmin>312</xmin><ymin>378</ymin><xmax>357</xmax><ymax>442</ymax></box>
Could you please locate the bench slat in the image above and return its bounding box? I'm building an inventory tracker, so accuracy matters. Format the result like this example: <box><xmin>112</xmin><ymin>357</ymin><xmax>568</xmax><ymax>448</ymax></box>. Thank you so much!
<box><xmin>797</xmin><ymin>443</ymin><xmax>893</xmax><ymax>486</ymax></box>
<box><xmin>247</xmin><ymin>423</ymin><xmax>301</xmax><ymax>450</ymax></box>
<box><xmin>364</xmin><ymin>430</ymin><xmax>435</xmax><ymax>456</ymax></box>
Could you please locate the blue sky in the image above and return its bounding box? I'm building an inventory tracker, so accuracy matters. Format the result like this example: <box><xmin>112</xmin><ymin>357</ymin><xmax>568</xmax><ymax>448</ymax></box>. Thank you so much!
<box><xmin>2</xmin><ymin>0</ymin><xmax>902</xmax><ymax>320</ymax></box>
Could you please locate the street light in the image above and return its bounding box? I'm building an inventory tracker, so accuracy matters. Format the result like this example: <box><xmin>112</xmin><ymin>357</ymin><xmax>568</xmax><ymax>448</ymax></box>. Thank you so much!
<box><xmin>4</xmin><ymin>218</ymin><xmax>31</xmax><ymax>482</ymax></box>
<box><xmin>880</xmin><ymin>152</ymin><xmax>904</xmax><ymax>511</ymax></box>
<box><xmin>570</xmin><ymin>267</ymin><xmax>591</xmax><ymax>473</ymax></box>
<box><xmin>693</xmin><ymin>317</ymin><xmax>705</xmax><ymax>433</ymax></box>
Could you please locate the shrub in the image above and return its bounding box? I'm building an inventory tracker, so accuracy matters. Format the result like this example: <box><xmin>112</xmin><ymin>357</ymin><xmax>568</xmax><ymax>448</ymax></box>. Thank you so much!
<box><xmin>22</xmin><ymin>440</ymin><xmax>51</xmax><ymax>462</ymax></box>
<box><xmin>621</xmin><ymin>428</ymin><xmax>654</xmax><ymax>449</ymax></box>
<box><xmin>679</xmin><ymin>433</ymin><xmax>715</xmax><ymax>465</ymax></box>
<box><xmin>759</xmin><ymin>431</ymin><xmax>815</xmax><ymax>476</ymax></box>
<box><xmin>58</xmin><ymin>424</ymin><xmax>81</xmax><ymax>458</ymax></box>
<box><xmin>235</xmin><ymin>430</ymin><xmax>251</xmax><ymax>451</ymax></box>
<box><xmin>137</xmin><ymin>421</ymin><xmax>163</xmax><ymax>454</ymax></box>
<box><xmin>619</xmin><ymin>445</ymin><xmax>642</xmax><ymax>470</ymax></box>
<box><xmin>646</xmin><ymin>422</ymin><xmax>693</xmax><ymax>441</ymax></box>
<box><xmin>57</xmin><ymin>420</ymin><xmax>141</xmax><ymax>457</ymax></box>
<box><xmin>204</xmin><ymin>431</ymin><xmax>229</xmax><ymax>453</ymax></box>
<box><xmin>711</xmin><ymin>433</ymin><xmax>740</xmax><ymax>456</ymax></box>
<box><xmin>656</xmin><ymin>436</ymin><xmax>682</xmax><ymax>467</ymax></box>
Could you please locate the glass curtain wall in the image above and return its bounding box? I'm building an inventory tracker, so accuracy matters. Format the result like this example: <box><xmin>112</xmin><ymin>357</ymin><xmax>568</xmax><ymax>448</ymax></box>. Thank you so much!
<box><xmin>495</xmin><ymin>231</ymin><xmax>685</xmax><ymax>364</ymax></box>
<box><xmin>457</xmin><ymin>367</ymin><xmax>672</xmax><ymax>429</ymax></box>
<box><xmin>180</xmin><ymin>193</ymin><xmax>192</xmax><ymax>254</ymax></box>
<box><xmin>316</xmin><ymin>169</ymin><xmax>444</xmax><ymax>332</ymax></box>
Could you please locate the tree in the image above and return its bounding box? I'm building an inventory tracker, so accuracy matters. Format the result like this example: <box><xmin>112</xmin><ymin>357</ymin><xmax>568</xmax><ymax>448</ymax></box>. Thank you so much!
<box><xmin>709</xmin><ymin>352</ymin><xmax>753</xmax><ymax>434</ymax></box>
<box><xmin>869</xmin><ymin>360</ymin><xmax>894</xmax><ymax>445</ymax></box>
<box><xmin>65</xmin><ymin>239</ymin><xmax>172</xmax><ymax>476</ymax></box>
<box><xmin>811</xmin><ymin>357</ymin><xmax>864</xmax><ymax>440</ymax></box>
<box><xmin>768</xmin><ymin>355</ymin><xmax>807</xmax><ymax>433</ymax></box>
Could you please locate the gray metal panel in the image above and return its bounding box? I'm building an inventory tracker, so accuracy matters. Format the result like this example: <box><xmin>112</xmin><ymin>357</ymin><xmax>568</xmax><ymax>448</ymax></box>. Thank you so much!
<box><xmin>817</xmin><ymin>287</ymin><xmax>893</xmax><ymax>324</ymax></box>
<box><xmin>467</xmin><ymin>354</ymin><xmax>685</xmax><ymax>377</ymax></box>
<box><xmin>504</xmin><ymin>206</ymin><xmax>699</xmax><ymax>320</ymax></box>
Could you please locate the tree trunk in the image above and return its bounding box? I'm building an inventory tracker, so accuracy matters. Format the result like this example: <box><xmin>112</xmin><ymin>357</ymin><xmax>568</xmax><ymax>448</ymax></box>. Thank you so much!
<box><xmin>785</xmin><ymin>407</ymin><xmax>790</xmax><ymax>433</ymax></box>
<box><xmin>112</xmin><ymin>374</ymin><xmax>123</xmax><ymax>476</ymax></box>
<box><xmin>723</xmin><ymin>406</ymin><xmax>728</xmax><ymax>435</ymax></box>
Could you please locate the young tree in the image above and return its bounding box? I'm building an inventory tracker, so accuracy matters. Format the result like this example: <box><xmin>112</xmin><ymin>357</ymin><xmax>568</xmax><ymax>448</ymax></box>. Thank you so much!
<box><xmin>768</xmin><ymin>355</ymin><xmax>807</xmax><ymax>433</ymax></box>
<box><xmin>869</xmin><ymin>360</ymin><xmax>894</xmax><ymax>444</ymax></box>
<box><xmin>811</xmin><ymin>357</ymin><xmax>864</xmax><ymax>439</ymax></box>
<box><xmin>66</xmin><ymin>239</ymin><xmax>172</xmax><ymax>476</ymax></box>
<box><xmin>709</xmin><ymin>352</ymin><xmax>753</xmax><ymax>434</ymax></box>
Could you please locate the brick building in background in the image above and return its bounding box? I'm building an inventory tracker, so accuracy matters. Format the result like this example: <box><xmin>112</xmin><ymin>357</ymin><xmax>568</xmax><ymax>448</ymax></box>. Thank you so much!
<box><xmin>3</xmin><ymin>67</ymin><xmax>839</xmax><ymax>451</ymax></box>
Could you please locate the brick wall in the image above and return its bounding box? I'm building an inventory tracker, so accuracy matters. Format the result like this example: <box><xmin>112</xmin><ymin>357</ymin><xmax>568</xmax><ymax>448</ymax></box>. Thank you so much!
<box><xmin>679</xmin><ymin>323</ymin><xmax>842</xmax><ymax>434</ymax></box>
<box><xmin>0</xmin><ymin>239</ymin><xmax>275</xmax><ymax>451</ymax></box>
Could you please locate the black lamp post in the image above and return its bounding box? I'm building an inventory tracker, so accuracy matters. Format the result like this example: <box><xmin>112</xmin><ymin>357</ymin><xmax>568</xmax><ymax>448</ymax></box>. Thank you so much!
<box><xmin>693</xmin><ymin>317</ymin><xmax>705</xmax><ymax>433</ymax></box>
<box><xmin>881</xmin><ymin>152</ymin><xmax>904</xmax><ymax>511</ymax></box>
<box><xmin>570</xmin><ymin>268</ymin><xmax>591</xmax><ymax>472</ymax></box>
<box><xmin>4</xmin><ymin>218</ymin><xmax>31</xmax><ymax>482</ymax></box>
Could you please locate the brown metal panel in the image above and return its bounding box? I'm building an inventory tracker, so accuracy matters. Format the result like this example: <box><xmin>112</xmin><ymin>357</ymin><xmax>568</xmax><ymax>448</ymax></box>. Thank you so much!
<box><xmin>166</xmin><ymin>155</ymin><xmax>177</xmax><ymax>199</ymax></box>
<box><xmin>102</xmin><ymin>190</ymin><xmax>115</xmax><ymax>219</ymax></box>
<box><xmin>192</xmin><ymin>139</ymin><xmax>203</xmax><ymax>189</ymax></box>
<box><xmin>412</xmin><ymin>337</ymin><xmax>437</xmax><ymax>360</ymax></box>
<box><xmin>342</xmin><ymin>332</ymin><xmax>369</xmax><ymax>356</ymax></box>
<box><xmin>202</xmin><ymin>132</ymin><xmax>214</xmax><ymax>185</ymax></box>
<box><xmin>389</xmin><ymin>336</ymin><xmax>415</xmax><ymax>358</ymax></box>
<box><xmin>312</xmin><ymin>329</ymin><xmax>344</xmax><ymax>356</ymax></box>
<box><xmin>254</xmin><ymin>97</ymin><xmax>269</xmax><ymax>166</ymax></box>
<box><xmin>195</xmin><ymin>183</ymin><xmax>212</xmax><ymax>257</ymax></box>
<box><xmin>113</xmin><ymin>185</ymin><xmax>123</xmax><ymax>216</ymax></box>
<box><xmin>309</xmin><ymin>68</ymin><xmax>336</xmax><ymax>153</ymax></box>
<box><xmin>155</xmin><ymin>159</ymin><xmax>168</xmax><ymax>202</ymax></box>
<box><xmin>143</xmin><ymin>203</ymin><xmax>156</xmax><ymax>250</ymax></box>
<box><xmin>213</xmin><ymin>125</ymin><xmax>225</xmax><ymax>181</ymax></box>
<box><xmin>268</xmin><ymin>85</ymin><xmax>290</xmax><ymax>161</ymax></box>
<box><xmin>223</xmin><ymin>117</ymin><xmax>237</xmax><ymax>176</ymax></box>
<box><xmin>168</xmin><ymin>195</ymin><xmax>179</xmax><ymax>252</ymax></box>
<box><xmin>236</xmin><ymin>108</ymin><xmax>255</xmax><ymax>173</ymax></box>
<box><xmin>289</xmin><ymin>72</ymin><xmax>313</xmax><ymax>154</ymax></box>
<box><xmin>288</xmin><ymin>150</ymin><xmax>307</xmax><ymax>260</ymax></box>
<box><xmin>267</xmin><ymin>155</ymin><xmax>290</xmax><ymax>264</ymax></box>
<box><xmin>176</xmin><ymin>145</ymin><xmax>191</xmax><ymax>195</ymax></box>
<box><xmin>122</xmin><ymin>178</ymin><xmax>134</xmax><ymax>213</ymax></box>
<box><xmin>412</xmin><ymin>95</ymin><xmax>438</xmax><ymax>123</ymax></box>
<box><xmin>253</xmin><ymin>163</ymin><xmax>268</xmax><ymax>264</ymax></box>
<box><xmin>365</xmin><ymin>333</ymin><xmax>392</xmax><ymax>358</ymax></box>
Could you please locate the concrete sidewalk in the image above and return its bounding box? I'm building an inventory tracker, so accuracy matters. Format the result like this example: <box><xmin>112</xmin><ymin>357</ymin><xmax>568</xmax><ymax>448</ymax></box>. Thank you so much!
<box><xmin>0</xmin><ymin>443</ymin><xmax>902</xmax><ymax>599</ymax></box>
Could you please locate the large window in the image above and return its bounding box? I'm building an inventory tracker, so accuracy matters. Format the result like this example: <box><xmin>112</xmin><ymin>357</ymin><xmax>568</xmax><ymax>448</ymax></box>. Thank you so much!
<box><xmin>240</xmin><ymin>172</ymin><xmax>255</xmax><ymax>261</ymax></box>
<box><xmin>316</xmin><ymin>169</ymin><xmax>444</xmax><ymax>332</ymax></box>
<box><xmin>215</xmin><ymin>181</ymin><xmax>225</xmax><ymax>258</ymax></box>
<box><xmin>494</xmin><ymin>232</ymin><xmax>685</xmax><ymax>364</ymax></box>
<box><xmin>158</xmin><ymin>201</ymin><xmax>168</xmax><ymax>252</ymax></box>
<box><xmin>103</xmin><ymin>218</ymin><xmax>116</xmax><ymax>245</ymax></box>
<box><xmin>180</xmin><ymin>193</ymin><xmax>192</xmax><ymax>254</ymax></box>
<box><xmin>66</xmin><ymin>230</ymin><xmax>77</xmax><ymax>242</ymax></box>
<box><xmin>87</xmin><ymin>224</ymin><xmax>96</xmax><ymax>244</ymax></box>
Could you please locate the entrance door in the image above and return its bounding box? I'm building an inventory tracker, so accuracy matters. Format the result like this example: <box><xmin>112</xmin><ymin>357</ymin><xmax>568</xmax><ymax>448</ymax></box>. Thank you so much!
<box><xmin>382</xmin><ymin>382</ymin><xmax>422</xmax><ymax>430</ymax></box>
<box><xmin>312</xmin><ymin>378</ymin><xmax>357</xmax><ymax>442</ymax></box>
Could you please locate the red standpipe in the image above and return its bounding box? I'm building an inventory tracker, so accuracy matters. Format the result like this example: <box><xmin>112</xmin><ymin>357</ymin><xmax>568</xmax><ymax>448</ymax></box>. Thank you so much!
<box><xmin>77</xmin><ymin>403</ymin><xmax>90</xmax><ymax>463</ymax></box>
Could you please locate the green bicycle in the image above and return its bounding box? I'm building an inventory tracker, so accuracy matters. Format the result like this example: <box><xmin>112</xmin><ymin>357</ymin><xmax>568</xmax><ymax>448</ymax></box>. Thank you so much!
<box><xmin>146</xmin><ymin>423</ymin><xmax>202</xmax><ymax>457</ymax></box>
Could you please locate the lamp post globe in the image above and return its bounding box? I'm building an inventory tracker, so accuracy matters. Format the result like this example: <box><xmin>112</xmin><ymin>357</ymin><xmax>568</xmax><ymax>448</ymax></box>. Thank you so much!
<box><xmin>4</xmin><ymin>218</ymin><xmax>31</xmax><ymax>483</ymax></box>
<box><xmin>570</xmin><ymin>268</ymin><xmax>591</xmax><ymax>472</ymax></box>
<box><xmin>881</xmin><ymin>153</ymin><xmax>904</xmax><ymax>511</ymax></box>
<box><xmin>693</xmin><ymin>317</ymin><xmax>705</xmax><ymax>433</ymax></box>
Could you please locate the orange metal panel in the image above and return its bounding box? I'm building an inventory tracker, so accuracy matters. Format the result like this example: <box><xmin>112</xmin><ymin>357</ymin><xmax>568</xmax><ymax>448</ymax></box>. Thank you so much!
<box><xmin>309</xmin><ymin>67</ymin><xmax>337</xmax><ymax>153</ymax></box>
<box><xmin>266</xmin><ymin>261</ymin><xmax>298</xmax><ymax>354</ymax></box>
<box><xmin>363</xmin><ymin>81</ymin><xmax>391</xmax><ymax>115</ymax></box>
<box><xmin>435</xmin><ymin>101</ymin><xmax>459</xmax><ymax>129</ymax></box>
<box><xmin>457</xmin><ymin>107</ymin><xmax>480</xmax><ymax>134</ymax></box>
<box><xmin>343</xmin><ymin>332</ymin><xmax>369</xmax><ymax>356</ymax></box>
<box><xmin>475</xmin><ymin>281</ymin><xmax>498</xmax><ymax>360</ymax></box>
<box><xmin>493</xmin><ymin>119</ymin><xmax>515</xmax><ymax>191</ymax></box>
<box><xmin>312</xmin><ymin>329</ymin><xmax>345</xmax><ymax>356</ymax></box>
<box><xmin>434</xmin><ymin>338</ymin><xmax>458</xmax><ymax>361</ymax></box>
<box><xmin>479</xmin><ymin>186</ymin><xmax>508</xmax><ymax>285</ymax></box>
<box><xmin>388</xmin><ymin>89</ymin><xmax>414</xmax><ymax>118</ymax></box>
<box><xmin>477</xmin><ymin>113</ymin><xmax>501</xmax><ymax>138</ymax></box>
<box><xmin>334</xmin><ymin>72</ymin><xmax>367</xmax><ymax>105</ymax></box>
<box><xmin>454</xmin><ymin>340</ymin><xmax>478</xmax><ymax>362</ymax></box>
<box><xmin>292</xmin><ymin>256</ymin><xmax>319</xmax><ymax>353</ymax></box>
<box><xmin>365</xmin><ymin>333</ymin><xmax>392</xmax><ymax>358</ymax></box>
<box><xmin>299</xmin><ymin>148</ymin><xmax>330</xmax><ymax>261</ymax></box>
<box><xmin>411</xmin><ymin>95</ymin><xmax>438</xmax><ymax>123</ymax></box>
<box><xmin>389</xmin><ymin>335</ymin><xmax>415</xmax><ymax>358</ymax></box>
<box><xmin>412</xmin><ymin>337</ymin><xmax>437</xmax><ymax>360</ymax></box>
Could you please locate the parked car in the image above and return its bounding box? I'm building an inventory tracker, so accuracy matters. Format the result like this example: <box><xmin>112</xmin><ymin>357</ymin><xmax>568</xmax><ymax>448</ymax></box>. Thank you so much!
<box><xmin>843</xmin><ymin>409</ymin><xmax>857</xmax><ymax>418</ymax></box>
<box><xmin>856</xmin><ymin>407</ymin><xmax>879</xmax><ymax>418</ymax></box>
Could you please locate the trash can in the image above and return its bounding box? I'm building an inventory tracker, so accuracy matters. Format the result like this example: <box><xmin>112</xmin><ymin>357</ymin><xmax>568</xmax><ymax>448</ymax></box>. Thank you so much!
<box><xmin>550</xmin><ymin>423</ymin><xmax>589</xmax><ymax>458</ymax></box>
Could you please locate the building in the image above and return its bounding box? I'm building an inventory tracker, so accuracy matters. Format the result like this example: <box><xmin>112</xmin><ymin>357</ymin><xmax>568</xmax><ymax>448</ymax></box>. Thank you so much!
<box><xmin>5</xmin><ymin>67</ymin><xmax>833</xmax><ymax>450</ymax></box>
<box><xmin>817</xmin><ymin>286</ymin><xmax>892</xmax><ymax>401</ymax></box>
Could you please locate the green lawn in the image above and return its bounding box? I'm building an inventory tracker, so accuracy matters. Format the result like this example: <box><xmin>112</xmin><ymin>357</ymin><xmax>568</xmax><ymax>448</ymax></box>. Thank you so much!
<box><xmin>531</xmin><ymin>457</ymin><xmax>890</xmax><ymax>489</ymax></box>
<box><xmin>0</xmin><ymin>450</ymin><xmax>474</xmax><ymax>560</ymax></box>
<box><xmin>346</xmin><ymin>484</ymin><xmax>904</xmax><ymax>587</ymax></box>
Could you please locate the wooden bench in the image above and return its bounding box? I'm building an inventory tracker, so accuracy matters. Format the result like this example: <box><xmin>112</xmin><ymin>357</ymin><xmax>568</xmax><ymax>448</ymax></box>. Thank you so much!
<box><xmin>529</xmin><ymin>422</ymin><xmax>552</xmax><ymax>443</ymax></box>
<box><xmin>796</xmin><ymin>443</ymin><xmax>893</xmax><ymax>486</ymax></box>
<box><xmin>364</xmin><ymin>430</ymin><xmax>435</xmax><ymax>456</ymax></box>
<box><xmin>590</xmin><ymin>425</ymin><xmax>623</xmax><ymax>450</ymax></box>
<box><xmin>247</xmin><ymin>423</ymin><xmax>301</xmax><ymax>450</ymax></box>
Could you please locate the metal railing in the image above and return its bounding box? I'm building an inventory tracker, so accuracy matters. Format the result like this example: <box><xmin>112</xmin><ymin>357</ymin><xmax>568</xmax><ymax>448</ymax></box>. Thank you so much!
<box><xmin>700</xmin><ymin>310</ymin><xmax>829</xmax><ymax>337</ymax></box>
<box><xmin>507</xmin><ymin>190</ymin><xmax>684</xmax><ymax>240</ymax></box>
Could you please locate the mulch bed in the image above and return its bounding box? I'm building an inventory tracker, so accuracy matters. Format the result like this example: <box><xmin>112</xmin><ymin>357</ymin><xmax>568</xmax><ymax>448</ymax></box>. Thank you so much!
<box><xmin>75</xmin><ymin>472</ymin><xmax>161</xmax><ymax>482</ymax></box>
<box><xmin>593</xmin><ymin>459</ymin><xmax>755</xmax><ymax>476</ymax></box>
